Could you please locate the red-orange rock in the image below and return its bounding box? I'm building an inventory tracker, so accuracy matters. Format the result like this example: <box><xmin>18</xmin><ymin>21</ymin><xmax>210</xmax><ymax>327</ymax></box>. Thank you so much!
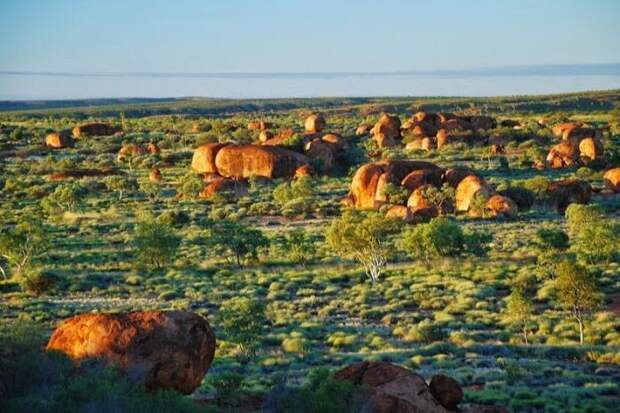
<box><xmin>442</xmin><ymin>167</ymin><xmax>475</xmax><ymax>188</ymax></box>
<box><xmin>149</xmin><ymin>167</ymin><xmax>163</xmax><ymax>182</ymax></box>
<box><xmin>200</xmin><ymin>178</ymin><xmax>248</xmax><ymax>199</ymax></box>
<box><xmin>372</xmin><ymin>114</ymin><xmax>401</xmax><ymax>141</ymax></box>
<box><xmin>321</xmin><ymin>133</ymin><xmax>349</xmax><ymax>152</ymax></box>
<box><xmin>72</xmin><ymin>123</ymin><xmax>119</xmax><ymax>138</ymax></box>
<box><xmin>117</xmin><ymin>143</ymin><xmax>148</xmax><ymax>162</ymax></box>
<box><xmin>486</xmin><ymin>194</ymin><xmax>517</xmax><ymax>218</ymax></box>
<box><xmin>294</xmin><ymin>164</ymin><xmax>314</xmax><ymax>179</ymax></box>
<box><xmin>578</xmin><ymin>137</ymin><xmax>604</xmax><ymax>162</ymax></box>
<box><xmin>552</xmin><ymin>122</ymin><xmax>581</xmax><ymax>138</ymax></box>
<box><xmin>214</xmin><ymin>144</ymin><xmax>310</xmax><ymax>179</ymax></box>
<box><xmin>333</xmin><ymin>361</ymin><xmax>451</xmax><ymax>413</ymax></box>
<box><xmin>191</xmin><ymin>143</ymin><xmax>229</xmax><ymax>174</ymax></box>
<box><xmin>375</xmin><ymin>132</ymin><xmax>398</xmax><ymax>148</ymax></box>
<box><xmin>259</xmin><ymin>130</ymin><xmax>274</xmax><ymax>142</ymax></box>
<box><xmin>421</xmin><ymin>137</ymin><xmax>435</xmax><ymax>151</ymax></box>
<box><xmin>47</xmin><ymin>168</ymin><xmax>122</xmax><ymax>181</ymax></box>
<box><xmin>248</xmin><ymin>120</ymin><xmax>271</xmax><ymax>131</ymax></box>
<box><xmin>546</xmin><ymin>141</ymin><xmax>579</xmax><ymax>168</ymax></box>
<box><xmin>456</xmin><ymin>175</ymin><xmax>492</xmax><ymax>212</ymax></box>
<box><xmin>146</xmin><ymin>142</ymin><xmax>161</xmax><ymax>155</ymax></box>
<box><xmin>355</xmin><ymin>124</ymin><xmax>372</xmax><ymax>136</ymax></box>
<box><xmin>603</xmin><ymin>167</ymin><xmax>620</xmax><ymax>192</ymax></box>
<box><xmin>385</xmin><ymin>205</ymin><xmax>415</xmax><ymax>223</ymax></box>
<box><xmin>305</xmin><ymin>139</ymin><xmax>336</xmax><ymax>173</ymax></box>
<box><xmin>46</xmin><ymin>311</ymin><xmax>216</xmax><ymax>394</ymax></box>
<box><xmin>45</xmin><ymin>132</ymin><xmax>74</xmax><ymax>149</ymax></box>
<box><xmin>347</xmin><ymin>160</ymin><xmax>440</xmax><ymax>209</ymax></box>
<box><xmin>436</xmin><ymin>129</ymin><xmax>449</xmax><ymax>149</ymax></box>
<box><xmin>304</xmin><ymin>114</ymin><xmax>326</xmax><ymax>133</ymax></box>
<box><xmin>429</xmin><ymin>374</ymin><xmax>464</xmax><ymax>410</ymax></box>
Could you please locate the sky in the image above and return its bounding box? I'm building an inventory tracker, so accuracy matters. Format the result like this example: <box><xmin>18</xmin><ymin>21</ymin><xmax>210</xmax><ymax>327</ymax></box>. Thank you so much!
<box><xmin>1</xmin><ymin>0</ymin><xmax>619</xmax><ymax>99</ymax></box>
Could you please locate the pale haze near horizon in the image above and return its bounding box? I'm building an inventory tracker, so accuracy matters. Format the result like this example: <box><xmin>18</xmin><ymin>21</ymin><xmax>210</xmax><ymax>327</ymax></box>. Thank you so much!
<box><xmin>1</xmin><ymin>0</ymin><xmax>619</xmax><ymax>99</ymax></box>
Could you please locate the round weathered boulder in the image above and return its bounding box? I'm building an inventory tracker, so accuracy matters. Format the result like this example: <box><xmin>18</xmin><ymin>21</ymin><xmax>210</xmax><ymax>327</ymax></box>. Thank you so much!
<box><xmin>603</xmin><ymin>167</ymin><xmax>620</xmax><ymax>192</ymax></box>
<box><xmin>46</xmin><ymin>311</ymin><xmax>216</xmax><ymax>394</ymax></box>
<box><xmin>304</xmin><ymin>114</ymin><xmax>326</xmax><ymax>133</ymax></box>
<box><xmin>149</xmin><ymin>167</ymin><xmax>163</xmax><ymax>182</ymax></box>
<box><xmin>485</xmin><ymin>194</ymin><xmax>517</xmax><ymax>218</ymax></box>
<box><xmin>429</xmin><ymin>374</ymin><xmax>464</xmax><ymax>410</ymax></box>
<box><xmin>46</xmin><ymin>132</ymin><xmax>74</xmax><ymax>149</ymax></box>
<box><xmin>455</xmin><ymin>175</ymin><xmax>492</xmax><ymax>212</ymax></box>
<box><xmin>547</xmin><ymin>179</ymin><xmax>592</xmax><ymax>213</ymax></box>
<box><xmin>578</xmin><ymin>137</ymin><xmax>604</xmax><ymax>163</ymax></box>
<box><xmin>191</xmin><ymin>142</ymin><xmax>229</xmax><ymax>174</ymax></box>
<box><xmin>333</xmin><ymin>361</ymin><xmax>451</xmax><ymax>413</ymax></box>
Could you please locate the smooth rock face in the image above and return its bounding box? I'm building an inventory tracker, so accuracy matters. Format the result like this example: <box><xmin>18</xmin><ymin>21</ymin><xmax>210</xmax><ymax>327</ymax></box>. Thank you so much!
<box><xmin>46</xmin><ymin>132</ymin><xmax>74</xmax><ymax>149</ymax></box>
<box><xmin>429</xmin><ymin>374</ymin><xmax>464</xmax><ymax>410</ymax></box>
<box><xmin>455</xmin><ymin>175</ymin><xmax>492</xmax><ymax>212</ymax></box>
<box><xmin>305</xmin><ymin>114</ymin><xmax>326</xmax><ymax>133</ymax></box>
<box><xmin>214</xmin><ymin>144</ymin><xmax>310</xmax><ymax>179</ymax></box>
<box><xmin>46</xmin><ymin>311</ymin><xmax>216</xmax><ymax>394</ymax></box>
<box><xmin>333</xmin><ymin>361</ymin><xmax>451</xmax><ymax>413</ymax></box>
<box><xmin>72</xmin><ymin>123</ymin><xmax>119</xmax><ymax>138</ymax></box>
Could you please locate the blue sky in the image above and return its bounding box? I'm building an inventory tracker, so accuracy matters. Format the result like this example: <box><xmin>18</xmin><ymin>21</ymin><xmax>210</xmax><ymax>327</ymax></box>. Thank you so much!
<box><xmin>1</xmin><ymin>0</ymin><xmax>619</xmax><ymax>98</ymax></box>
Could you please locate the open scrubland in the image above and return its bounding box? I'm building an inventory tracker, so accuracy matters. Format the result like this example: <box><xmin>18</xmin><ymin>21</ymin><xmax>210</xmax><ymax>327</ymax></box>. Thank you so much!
<box><xmin>0</xmin><ymin>91</ymin><xmax>619</xmax><ymax>412</ymax></box>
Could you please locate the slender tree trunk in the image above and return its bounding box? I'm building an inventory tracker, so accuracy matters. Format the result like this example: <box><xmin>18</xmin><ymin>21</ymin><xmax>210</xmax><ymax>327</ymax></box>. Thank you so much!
<box><xmin>522</xmin><ymin>324</ymin><xmax>529</xmax><ymax>345</ymax></box>
<box><xmin>578</xmin><ymin>318</ymin><xmax>584</xmax><ymax>345</ymax></box>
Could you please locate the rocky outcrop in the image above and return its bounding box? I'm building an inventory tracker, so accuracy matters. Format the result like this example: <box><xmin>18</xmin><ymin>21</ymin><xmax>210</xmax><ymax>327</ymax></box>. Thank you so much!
<box><xmin>485</xmin><ymin>194</ymin><xmax>517</xmax><ymax>218</ymax></box>
<box><xmin>248</xmin><ymin>120</ymin><xmax>272</xmax><ymax>131</ymax></box>
<box><xmin>429</xmin><ymin>374</ymin><xmax>464</xmax><ymax>411</ymax></box>
<box><xmin>345</xmin><ymin>160</ymin><xmax>440</xmax><ymax>209</ymax></box>
<box><xmin>72</xmin><ymin>123</ymin><xmax>119</xmax><ymax>138</ymax></box>
<box><xmin>546</xmin><ymin>141</ymin><xmax>579</xmax><ymax>168</ymax></box>
<box><xmin>46</xmin><ymin>311</ymin><xmax>216</xmax><ymax>394</ymax></box>
<box><xmin>371</xmin><ymin>114</ymin><xmax>402</xmax><ymax>147</ymax></box>
<box><xmin>578</xmin><ymin>138</ymin><xmax>604</xmax><ymax>163</ymax></box>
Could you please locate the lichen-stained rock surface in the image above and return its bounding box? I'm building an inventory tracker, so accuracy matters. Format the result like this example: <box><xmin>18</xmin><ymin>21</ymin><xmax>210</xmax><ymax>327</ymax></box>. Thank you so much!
<box><xmin>46</xmin><ymin>311</ymin><xmax>216</xmax><ymax>394</ymax></box>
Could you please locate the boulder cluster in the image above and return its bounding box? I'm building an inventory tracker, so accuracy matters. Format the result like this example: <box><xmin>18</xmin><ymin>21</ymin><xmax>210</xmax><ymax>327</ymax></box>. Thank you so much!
<box><xmin>546</xmin><ymin>122</ymin><xmax>605</xmax><ymax>168</ymax></box>
<box><xmin>333</xmin><ymin>361</ymin><xmax>507</xmax><ymax>413</ymax></box>
<box><xmin>364</xmin><ymin>112</ymin><xmax>499</xmax><ymax>149</ymax></box>
<box><xmin>72</xmin><ymin>122</ymin><xmax>120</xmax><ymax>138</ymax></box>
<box><xmin>344</xmin><ymin>160</ymin><xmax>517</xmax><ymax>220</ymax></box>
<box><xmin>46</xmin><ymin>311</ymin><xmax>216</xmax><ymax>395</ymax></box>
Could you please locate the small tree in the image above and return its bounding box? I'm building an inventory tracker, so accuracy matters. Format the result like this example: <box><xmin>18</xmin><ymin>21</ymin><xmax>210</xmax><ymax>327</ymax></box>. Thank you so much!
<box><xmin>326</xmin><ymin>211</ymin><xmax>399</xmax><ymax>283</ymax></box>
<box><xmin>571</xmin><ymin>219</ymin><xmax>619</xmax><ymax>264</ymax></box>
<box><xmin>206</xmin><ymin>219</ymin><xmax>269</xmax><ymax>267</ymax></box>
<box><xmin>274</xmin><ymin>229</ymin><xmax>317</xmax><ymax>266</ymax></box>
<box><xmin>219</xmin><ymin>297</ymin><xmax>266</xmax><ymax>359</ymax></box>
<box><xmin>0</xmin><ymin>217</ymin><xmax>48</xmax><ymax>278</ymax></box>
<box><xmin>400</xmin><ymin>217</ymin><xmax>490</xmax><ymax>262</ymax></box>
<box><xmin>179</xmin><ymin>172</ymin><xmax>204</xmax><ymax>200</ymax></box>
<box><xmin>133</xmin><ymin>212</ymin><xmax>181</xmax><ymax>269</ymax></box>
<box><xmin>41</xmin><ymin>183</ymin><xmax>87</xmax><ymax>214</ymax></box>
<box><xmin>104</xmin><ymin>176</ymin><xmax>139</xmax><ymax>200</ymax></box>
<box><xmin>564</xmin><ymin>204</ymin><xmax>604</xmax><ymax>237</ymax></box>
<box><xmin>534</xmin><ymin>227</ymin><xmax>570</xmax><ymax>280</ymax></box>
<box><xmin>504</xmin><ymin>287</ymin><xmax>535</xmax><ymax>344</ymax></box>
<box><xmin>555</xmin><ymin>260</ymin><xmax>603</xmax><ymax>344</ymax></box>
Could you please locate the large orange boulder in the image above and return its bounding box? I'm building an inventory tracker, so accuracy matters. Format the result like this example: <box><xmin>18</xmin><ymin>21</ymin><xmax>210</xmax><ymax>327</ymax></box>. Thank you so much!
<box><xmin>546</xmin><ymin>141</ymin><xmax>579</xmax><ymax>168</ymax></box>
<box><xmin>372</xmin><ymin>114</ymin><xmax>401</xmax><ymax>145</ymax></box>
<box><xmin>603</xmin><ymin>167</ymin><xmax>620</xmax><ymax>192</ymax></box>
<box><xmin>436</xmin><ymin>129</ymin><xmax>449</xmax><ymax>149</ymax></box>
<box><xmin>45</xmin><ymin>132</ymin><xmax>74</xmax><ymax>149</ymax></box>
<box><xmin>578</xmin><ymin>137</ymin><xmax>604</xmax><ymax>163</ymax></box>
<box><xmin>456</xmin><ymin>175</ymin><xmax>492</xmax><ymax>212</ymax></box>
<box><xmin>375</xmin><ymin>132</ymin><xmax>398</xmax><ymax>148</ymax></box>
<box><xmin>117</xmin><ymin>143</ymin><xmax>148</xmax><ymax>162</ymax></box>
<box><xmin>467</xmin><ymin>115</ymin><xmax>497</xmax><ymax>130</ymax></box>
<box><xmin>333</xmin><ymin>361</ymin><xmax>452</xmax><ymax>413</ymax></box>
<box><xmin>214</xmin><ymin>144</ymin><xmax>309</xmax><ymax>179</ymax></box>
<box><xmin>46</xmin><ymin>311</ymin><xmax>216</xmax><ymax>394</ymax></box>
<box><xmin>547</xmin><ymin>179</ymin><xmax>592</xmax><ymax>212</ymax></box>
<box><xmin>485</xmin><ymin>194</ymin><xmax>517</xmax><ymax>218</ymax></box>
<box><xmin>72</xmin><ymin>123</ymin><xmax>119</xmax><ymax>138</ymax></box>
<box><xmin>304</xmin><ymin>114</ymin><xmax>326</xmax><ymax>133</ymax></box>
<box><xmin>305</xmin><ymin>139</ymin><xmax>336</xmax><ymax>173</ymax></box>
<box><xmin>191</xmin><ymin>143</ymin><xmax>229</xmax><ymax>174</ymax></box>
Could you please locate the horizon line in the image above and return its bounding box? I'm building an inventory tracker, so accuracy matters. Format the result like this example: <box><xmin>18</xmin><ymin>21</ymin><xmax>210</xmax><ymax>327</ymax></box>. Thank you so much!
<box><xmin>2</xmin><ymin>63</ymin><xmax>620</xmax><ymax>79</ymax></box>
